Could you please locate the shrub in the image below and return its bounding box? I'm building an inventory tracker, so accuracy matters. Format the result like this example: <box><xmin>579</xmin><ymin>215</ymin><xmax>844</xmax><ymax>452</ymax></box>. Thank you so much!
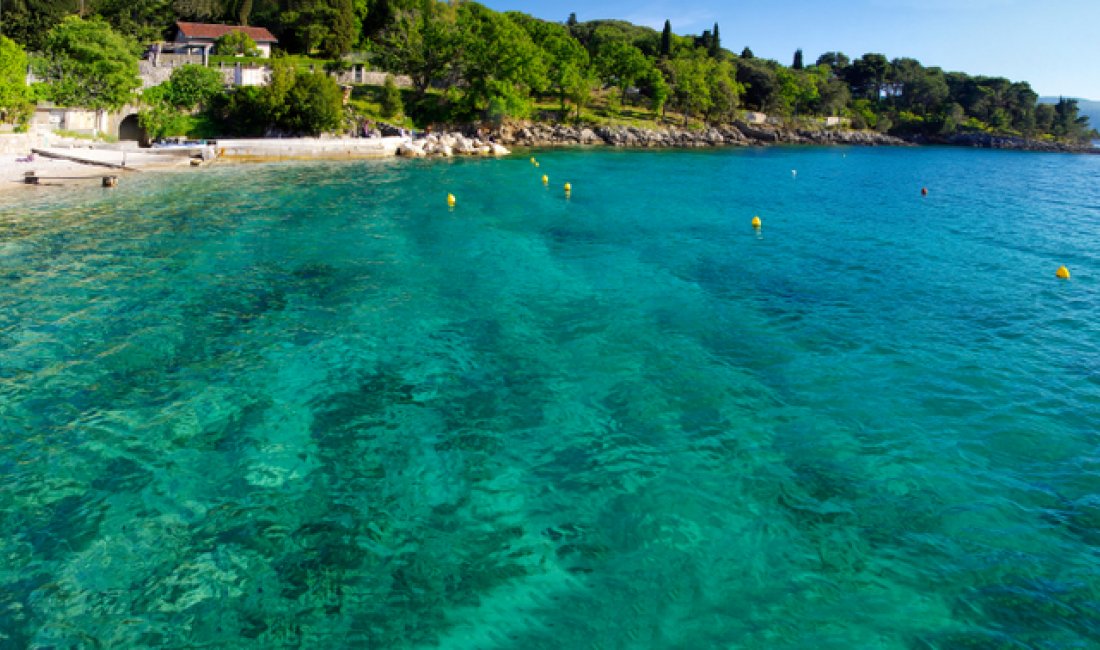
<box><xmin>380</xmin><ymin>75</ymin><xmax>403</xmax><ymax>119</ymax></box>
<box><xmin>282</xmin><ymin>72</ymin><xmax>345</xmax><ymax>135</ymax></box>
<box><xmin>0</xmin><ymin>36</ymin><xmax>33</xmax><ymax>126</ymax></box>
<box><xmin>215</xmin><ymin>31</ymin><xmax>260</xmax><ymax>57</ymax></box>
<box><xmin>167</xmin><ymin>64</ymin><xmax>225</xmax><ymax>110</ymax></box>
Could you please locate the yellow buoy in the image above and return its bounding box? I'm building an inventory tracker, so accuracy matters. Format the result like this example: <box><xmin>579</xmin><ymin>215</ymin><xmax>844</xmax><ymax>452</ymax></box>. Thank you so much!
<box><xmin>1056</xmin><ymin>265</ymin><xmax>1070</xmax><ymax>280</ymax></box>
<box><xmin>751</xmin><ymin>216</ymin><xmax>762</xmax><ymax>229</ymax></box>
<box><xmin>542</xmin><ymin>174</ymin><xmax>549</xmax><ymax>185</ymax></box>
<box><xmin>447</xmin><ymin>193</ymin><xmax>456</xmax><ymax>207</ymax></box>
<box><xmin>564</xmin><ymin>182</ymin><xmax>572</xmax><ymax>194</ymax></box>
<box><xmin>530</xmin><ymin>157</ymin><xmax>537</xmax><ymax>165</ymax></box>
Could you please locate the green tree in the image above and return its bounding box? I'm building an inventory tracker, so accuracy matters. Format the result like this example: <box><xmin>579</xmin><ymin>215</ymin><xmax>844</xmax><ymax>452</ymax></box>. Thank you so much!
<box><xmin>0</xmin><ymin>0</ymin><xmax>71</xmax><ymax>51</ymax></box>
<box><xmin>1034</xmin><ymin>103</ymin><xmax>1055</xmax><ymax>134</ymax></box>
<box><xmin>217</xmin><ymin>60</ymin><xmax>344</xmax><ymax>135</ymax></box>
<box><xmin>845</xmin><ymin>53</ymin><xmax>891</xmax><ymax>102</ymax></box>
<box><xmin>695</xmin><ymin>29</ymin><xmax>712</xmax><ymax>52</ymax></box>
<box><xmin>569</xmin><ymin>19</ymin><xmax>660</xmax><ymax>58</ymax></box>
<box><xmin>33</xmin><ymin>16</ymin><xmax>141</xmax><ymax>112</ymax></box>
<box><xmin>320</xmin><ymin>0</ymin><xmax>359</xmax><ymax>57</ymax></box>
<box><xmin>95</xmin><ymin>0</ymin><xmax>176</xmax><ymax>43</ymax></box>
<box><xmin>666</xmin><ymin>48</ymin><xmax>711</xmax><ymax>125</ymax></box>
<box><xmin>644</xmin><ymin>65</ymin><xmax>669</xmax><ymax>118</ymax></box>
<box><xmin>166</xmin><ymin>64</ymin><xmax>225</xmax><ymax>109</ymax></box>
<box><xmin>736</xmin><ymin>56</ymin><xmax>779</xmax><ymax>112</ymax></box>
<box><xmin>283</xmin><ymin>72</ymin><xmax>344</xmax><ymax>134</ymax></box>
<box><xmin>740</xmin><ymin>46</ymin><xmax>753</xmax><ymax>59</ymax></box>
<box><xmin>380</xmin><ymin>74</ymin><xmax>403</xmax><ymax>118</ymax></box>
<box><xmin>138</xmin><ymin>84</ymin><xmax>192</xmax><ymax>139</ymax></box>
<box><xmin>1052</xmin><ymin>97</ymin><xmax>1090</xmax><ymax>141</ymax></box>
<box><xmin>595</xmin><ymin>40</ymin><xmax>649</xmax><ymax>102</ymax></box>
<box><xmin>891</xmin><ymin>58</ymin><xmax>947</xmax><ymax>117</ymax></box>
<box><xmin>792</xmin><ymin>48</ymin><xmax>803</xmax><ymax>70</ymax></box>
<box><xmin>0</xmin><ymin>36</ymin><xmax>34</xmax><ymax>126</ymax></box>
<box><xmin>775</xmin><ymin>66</ymin><xmax>818</xmax><ymax>116</ymax></box>
<box><xmin>236</xmin><ymin>0</ymin><xmax>254</xmax><ymax>25</ymax></box>
<box><xmin>709</xmin><ymin>22</ymin><xmax>720</xmax><ymax>58</ymax></box>
<box><xmin>138</xmin><ymin>64</ymin><xmax>226</xmax><ymax>139</ymax></box>
<box><xmin>704</xmin><ymin>58</ymin><xmax>742</xmax><ymax>124</ymax></box>
<box><xmin>377</xmin><ymin>0</ymin><xmax>460</xmax><ymax>97</ymax></box>
<box><xmin>173</xmin><ymin>0</ymin><xmax>230</xmax><ymax>22</ymax></box>
<box><xmin>660</xmin><ymin>20</ymin><xmax>672</xmax><ymax>57</ymax></box>
<box><xmin>279</xmin><ymin>0</ymin><xmax>342</xmax><ymax>54</ymax></box>
<box><xmin>259</xmin><ymin>57</ymin><xmax>299</xmax><ymax>125</ymax></box>
<box><xmin>816</xmin><ymin>51</ymin><xmax>850</xmax><ymax>72</ymax></box>
<box><xmin>215</xmin><ymin>30</ymin><xmax>260</xmax><ymax>56</ymax></box>
<box><xmin>453</xmin><ymin>4</ymin><xmax>547</xmax><ymax>118</ymax></box>
<box><xmin>360</xmin><ymin>0</ymin><xmax>396</xmax><ymax>40</ymax></box>
<box><xmin>524</xmin><ymin>21</ymin><xmax>590</xmax><ymax>120</ymax></box>
<box><xmin>812</xmin><ymin>67</ymin><xmax>850</xmax><ymax>115</ymax></box>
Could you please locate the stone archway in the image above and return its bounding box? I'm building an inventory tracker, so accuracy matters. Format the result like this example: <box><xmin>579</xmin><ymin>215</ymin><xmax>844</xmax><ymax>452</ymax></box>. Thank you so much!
<box><xmin>118</xmin><ymin>114</ymin><xmax>146</xmax><ymax>143</ymax></box>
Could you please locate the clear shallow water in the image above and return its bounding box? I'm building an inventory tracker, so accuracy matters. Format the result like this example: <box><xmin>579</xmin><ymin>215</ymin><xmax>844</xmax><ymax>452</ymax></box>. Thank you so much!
<box><xmin>1</xmin><ymin>146</ymin><xmax>1098</xmax><ymax>649</ymax></box>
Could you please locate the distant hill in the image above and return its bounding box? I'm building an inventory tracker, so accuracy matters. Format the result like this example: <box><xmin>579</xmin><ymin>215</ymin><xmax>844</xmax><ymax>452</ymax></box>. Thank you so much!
<box><xmin>1039</xmin><ymin>97</ymin><xmax>1100</xmax><ymax>130</ymax></box>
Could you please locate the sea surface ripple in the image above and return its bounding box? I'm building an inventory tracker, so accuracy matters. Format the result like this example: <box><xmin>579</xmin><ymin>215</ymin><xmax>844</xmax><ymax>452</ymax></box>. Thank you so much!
<box><xmin>1</xmin><ymin>146</ymin><xmax>1098</xmax><ymax>648</ymax></box>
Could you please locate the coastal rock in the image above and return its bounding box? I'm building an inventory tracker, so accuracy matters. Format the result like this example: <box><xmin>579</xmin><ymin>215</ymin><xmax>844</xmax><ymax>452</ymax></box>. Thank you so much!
<box><xmin>396</xmin><ymin>142</ymin><xmax>426</xmax><ymax>157</ymax></box>
<box><xmin>393</xmin><ymin>131</ymin><xmax>511</xmax><ymax>158</ymax></box>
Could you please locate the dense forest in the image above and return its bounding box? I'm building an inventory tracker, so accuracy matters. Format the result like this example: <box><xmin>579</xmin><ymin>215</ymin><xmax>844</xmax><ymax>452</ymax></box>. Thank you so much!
<box><xmin>0</xmin><ymin>0</ymin><xmax>1094</xmax><ymax>142</ymax></box>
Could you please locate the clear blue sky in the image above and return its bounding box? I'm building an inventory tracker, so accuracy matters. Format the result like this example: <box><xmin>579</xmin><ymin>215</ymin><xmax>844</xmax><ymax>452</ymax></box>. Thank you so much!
<box><xmin>481</xmin><ymin>0</ymin><xmax>1100</xmax><ymax>100</ymax></box>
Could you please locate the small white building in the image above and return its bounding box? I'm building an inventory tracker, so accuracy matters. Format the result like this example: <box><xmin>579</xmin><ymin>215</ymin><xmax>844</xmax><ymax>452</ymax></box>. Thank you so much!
<box><xmin>234</xmin><ymin>66</ymin><xmax>268</xmax><ymax>87</ymax></box>
<box><xmin>29</xmin><ymin>104</ymin><xmax>108</xmax><ymax>135</ymax></box>
<box><xmin>743</xmin><ymin>111</ymin><xmax>768</xmax><ymax>124</ymax></box>
<box><xmin>174</xmin><ymin>22</ymin><xmax>278</xmax><ymax>58</ymax></box>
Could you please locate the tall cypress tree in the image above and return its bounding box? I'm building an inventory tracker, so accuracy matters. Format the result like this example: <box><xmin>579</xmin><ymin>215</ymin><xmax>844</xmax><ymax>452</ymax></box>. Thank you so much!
<box><xmin>237</xmin><ymin>0</ymin><xmax>253</xmax><ymax>26</ymax></box>
<box><xmin>660</xmin><ymin>19</ymin><xmax>671</xmax><ymax>57</ymax></box>
<box><xmin>709</xmin><ymin>22</ymin><xmax>720</xmax><ymax>57</ymax></box>
<box><xmin>792</xmin><ymin>48</ymin><xmax>804</xmax><ymax>70</ymax></box>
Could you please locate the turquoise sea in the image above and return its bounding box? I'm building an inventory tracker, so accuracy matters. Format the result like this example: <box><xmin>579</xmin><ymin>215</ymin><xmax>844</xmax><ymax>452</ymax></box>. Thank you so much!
<box><xmin>1</xmin><ymin>146</ymin><xmax>1098</xmax><ymax>648</ymax></box>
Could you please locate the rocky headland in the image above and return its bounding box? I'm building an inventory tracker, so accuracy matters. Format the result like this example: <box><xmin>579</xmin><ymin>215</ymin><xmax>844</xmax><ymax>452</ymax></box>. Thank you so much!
<box><xmin>913</xmin><ymin>132</ymin><xmax>1097</xmax><ymax>153</ymax></box>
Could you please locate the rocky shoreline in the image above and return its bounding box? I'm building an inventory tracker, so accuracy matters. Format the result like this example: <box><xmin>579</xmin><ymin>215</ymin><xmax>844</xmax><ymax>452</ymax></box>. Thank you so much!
<box><xmin>404</xmin><ymin>120</ymin><xmax>1094</xmax><ymax>155</ymax></box>
<box><xmin>491</xmin><ymin>121</ymin><xmax>909</xmax><ymax>149</ymax></box>
<box><xmin>366</xmin><ymin>115</ymin><xmax>1097</xmax><ymax>158</ymax></box>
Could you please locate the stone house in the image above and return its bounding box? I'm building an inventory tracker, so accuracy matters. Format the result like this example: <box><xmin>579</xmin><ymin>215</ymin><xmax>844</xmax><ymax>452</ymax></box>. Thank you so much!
<box><xmin>173</xmin><ymin>22</ymin><xmax>279</xmax><ymax>58</ymax></box>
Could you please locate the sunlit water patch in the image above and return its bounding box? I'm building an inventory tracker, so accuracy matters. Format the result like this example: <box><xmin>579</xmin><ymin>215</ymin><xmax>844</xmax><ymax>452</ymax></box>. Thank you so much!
<box><xmin>1</xmin><ymin>147</ymin><xmax>1098</xmax><ymax>648</ymax></box>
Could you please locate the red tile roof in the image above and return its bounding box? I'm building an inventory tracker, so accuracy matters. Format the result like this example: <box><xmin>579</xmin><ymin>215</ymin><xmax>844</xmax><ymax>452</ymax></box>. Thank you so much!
<box><xmin>176</xmin><ymin>22</ymin><xmax>278</xmax><ymax>43</ymax></box>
